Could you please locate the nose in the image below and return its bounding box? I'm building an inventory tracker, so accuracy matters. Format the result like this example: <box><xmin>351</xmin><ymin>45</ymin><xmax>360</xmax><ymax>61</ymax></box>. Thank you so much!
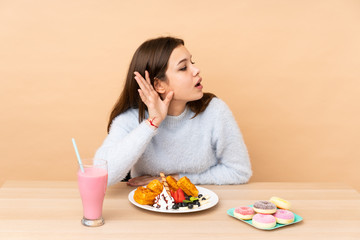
<box><xmin>192</xmin><ymin>65</ymin><xmax>200</xmax><ymax>76</ymax></box>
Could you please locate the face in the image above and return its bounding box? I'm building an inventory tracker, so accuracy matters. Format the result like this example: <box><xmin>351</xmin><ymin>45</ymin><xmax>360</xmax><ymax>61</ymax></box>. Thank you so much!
<box><xmin>162</xmin><ymin>45</ymin><xmax>203</xmax><ymax>103</ymax></box>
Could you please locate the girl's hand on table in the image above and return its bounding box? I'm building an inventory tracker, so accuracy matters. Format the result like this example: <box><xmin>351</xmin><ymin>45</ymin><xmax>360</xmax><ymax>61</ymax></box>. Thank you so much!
<box><xmin>134</xmin><ymin>71</ymin><xmax>173</xmax><ymax>127</ymax></box>
<box><xmin>127</xmin><ymin>174</ymin><xmax>179</xmax><ymax>187</ymax></box>
<box><xmin>127</xmin><ymin>175</ymin><xmax>161</xmax><ymax>186</ymax></box>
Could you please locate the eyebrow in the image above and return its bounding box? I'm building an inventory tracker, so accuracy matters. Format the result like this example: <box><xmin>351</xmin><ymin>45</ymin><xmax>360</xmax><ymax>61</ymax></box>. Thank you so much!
<box><xmin>176</xmin><ymin>55</ymin><xmax>192</xmax><ymax>66</ymax></box>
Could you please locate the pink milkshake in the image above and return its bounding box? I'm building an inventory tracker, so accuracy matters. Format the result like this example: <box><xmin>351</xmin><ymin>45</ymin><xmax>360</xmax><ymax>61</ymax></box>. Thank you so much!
<box><xmin>77</xmin><ymin>159</ymin><xmax>108</xmax><ymax>227</ymax></box>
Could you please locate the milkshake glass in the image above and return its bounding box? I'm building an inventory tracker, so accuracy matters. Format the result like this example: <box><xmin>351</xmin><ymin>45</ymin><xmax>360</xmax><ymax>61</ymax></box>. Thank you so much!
<box><xmin>77</xmin><ymin>159</ymin><xmax>108</xmax><ymax>227</ymax></box>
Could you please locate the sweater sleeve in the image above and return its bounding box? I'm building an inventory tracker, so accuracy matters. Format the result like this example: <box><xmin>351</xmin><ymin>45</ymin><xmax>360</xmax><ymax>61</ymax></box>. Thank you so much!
<box><xmin>181</xmin><ymin>100</ymin><xmax>252</xmax><ymax>185</ymax></box>
<box><xmin>94</xmin><ymin>113</ymin><xmax>157</xmax><ymax>185</ymax></box>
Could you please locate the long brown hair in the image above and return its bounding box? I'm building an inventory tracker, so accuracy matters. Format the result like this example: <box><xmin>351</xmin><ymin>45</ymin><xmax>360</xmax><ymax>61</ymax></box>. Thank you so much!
<box><xmin>107</xmin><ymin>36</ymin><xmax>216</xmax><ymax>132</ymax></box>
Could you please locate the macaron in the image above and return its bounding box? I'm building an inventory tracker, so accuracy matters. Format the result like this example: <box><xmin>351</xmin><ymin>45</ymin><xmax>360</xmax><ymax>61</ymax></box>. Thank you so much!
<box><xmin>253</xmin><ymin>200</ymin><xmax>277</xmax><ymax>214</ymax></box>
<box><xmin>252</xmin><ymin>213</ymin><xmax>276</xmax><ymax>229</ymax></box>
<box><xmin>273</xmin><ymin>209</ymin><xmax>294</xmax><ymax>224</ymax></box>
<box><xmin>269</xmin><ymin>196</ymin><xmax>291</xmax><ymax>210</ymax></box>
<box><xmin>234</xmin><ymin>206</ymin><xmax>255</xmax><ymax>220</ymax></box>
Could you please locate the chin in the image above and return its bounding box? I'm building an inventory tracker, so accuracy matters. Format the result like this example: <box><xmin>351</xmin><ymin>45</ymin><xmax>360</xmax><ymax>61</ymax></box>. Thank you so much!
<box><xmin>178</xmin><ymin>92</ymin><xmax>204</xmax><ymax>102</ymax></box>
<box><xmin>194</xmin><ymin>92</ymin><xmax>204</xmax><ymax>100</ymax></box>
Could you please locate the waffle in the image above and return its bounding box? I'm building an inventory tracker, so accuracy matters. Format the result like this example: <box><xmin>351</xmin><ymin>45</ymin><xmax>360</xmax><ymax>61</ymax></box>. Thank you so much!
<box><xmin>177</xmin><ymin>176</ymin><xmax>199</xmax><ymax>197</ymax></box>
<box><xmin>133</xmin><ymin>186</ymin><xmax>159</xmax><ymax>205</ymax></box>
<box><xmin>166</xmin><ymin>175</ymin><xmax>179</xmax><ymax>192</ymax></box>
<box><xmin>146</xmin><ymin>179</ymin><xmax>163</xmax><ymax>195</ymax></box>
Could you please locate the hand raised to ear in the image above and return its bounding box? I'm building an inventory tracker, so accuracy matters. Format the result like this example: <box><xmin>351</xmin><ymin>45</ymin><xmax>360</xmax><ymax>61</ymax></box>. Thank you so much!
<box><xmin>134</xmin><ymin>71</ymin><xmax>173</xmax><ymax>127</ymax></box>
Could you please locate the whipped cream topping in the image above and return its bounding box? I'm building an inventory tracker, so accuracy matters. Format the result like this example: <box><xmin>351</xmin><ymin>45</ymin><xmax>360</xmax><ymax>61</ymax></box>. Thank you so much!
<box><xmin>153</xmin><ymin>187</ymin><xmax>175</xmax><ymax>210</ymax></box>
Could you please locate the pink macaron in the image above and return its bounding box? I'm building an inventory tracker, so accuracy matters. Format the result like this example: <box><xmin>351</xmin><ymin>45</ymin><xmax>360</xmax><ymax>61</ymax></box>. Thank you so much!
<box><xmin>252</xmin><ymin>214</ymin><xmax>276</xmax><ymax>229</ymax></box>
<box><xmin>234</xmin><ymin>206</ymin><xmax>255</xmax><ymax>220</ymax></box>
<box><xmin>273</xmin><ymin>209</ymin><xmax>295</xmax><ymax>224</ymax></box>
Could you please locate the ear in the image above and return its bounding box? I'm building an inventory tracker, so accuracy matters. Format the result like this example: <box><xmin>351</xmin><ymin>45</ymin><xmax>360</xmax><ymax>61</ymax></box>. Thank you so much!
<box><xmin>153</xmin><ymin>78</ymin><xmax>167</xmax><ymax>94</ymax></box>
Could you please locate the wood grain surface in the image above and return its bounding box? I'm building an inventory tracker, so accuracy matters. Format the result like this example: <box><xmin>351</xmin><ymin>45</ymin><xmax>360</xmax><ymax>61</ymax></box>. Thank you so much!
<box><xmin>1</xmin><ymin>181</ymin><xmax>359</xmax><ymax>240</ymax></box>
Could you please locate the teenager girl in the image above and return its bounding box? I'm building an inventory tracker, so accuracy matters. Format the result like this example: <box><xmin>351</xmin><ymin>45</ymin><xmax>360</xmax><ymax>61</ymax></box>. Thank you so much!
<box><xmin>95</xmin><ymin>36</ymin><xmax>252</xmax><ymax>186</ymax></box>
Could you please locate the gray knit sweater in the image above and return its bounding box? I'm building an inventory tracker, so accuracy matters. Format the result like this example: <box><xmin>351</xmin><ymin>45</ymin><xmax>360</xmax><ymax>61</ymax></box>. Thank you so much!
<box><xmin>95</xmin><ymin>98</ymin><xmax>252</xmax><ymax>186</ymax></box>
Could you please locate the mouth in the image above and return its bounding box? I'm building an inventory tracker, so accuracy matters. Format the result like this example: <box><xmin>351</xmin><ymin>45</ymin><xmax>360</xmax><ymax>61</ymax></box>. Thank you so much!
<box><xmin>195</xmin><ymin>78</ymin><xmax>202</xmax><ymax>88</ymax></box>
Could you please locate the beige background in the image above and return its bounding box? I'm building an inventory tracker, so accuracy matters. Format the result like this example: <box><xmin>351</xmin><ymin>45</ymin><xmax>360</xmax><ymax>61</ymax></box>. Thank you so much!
<box><xmin>1</xmin><ymin>0</ymin><xmax>359</xmax><ymax>190</ymax></box>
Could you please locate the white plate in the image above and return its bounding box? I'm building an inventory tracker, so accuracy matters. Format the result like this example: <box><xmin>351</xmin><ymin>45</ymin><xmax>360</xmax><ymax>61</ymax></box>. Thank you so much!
<box><xmin>128</xmin><ymin>186</ymin><xmax>219</xmax><ymax>213</ymax></box>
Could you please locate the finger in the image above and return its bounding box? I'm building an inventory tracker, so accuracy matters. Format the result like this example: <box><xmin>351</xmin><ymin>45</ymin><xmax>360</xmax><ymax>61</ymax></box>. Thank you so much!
<box><xmin>144</xmin><ymin>71</ymin><xmax>156</xmax><ymax>92</ymax></box>
<box><xmin>128</xmin><ymin>175</ymin><xmax>149</xmax><ymax>182</ymax></box>
<box><xmin>134</xmin><ymin>75</ymin><xmax>150</xmax><ymax>96</ymax></box>
<box><xmin>139</xmin><ymin>71</ymin><xmax>154</xmax><ymax>93</ymax></box>
<box><xmin>163</xmin><ymin>91</ymin><xmax>174</xmax><ymax>106</ymax></box>
<box><xmin>136</xmin><ymin>72</ymin><xmax>152</xmax><ymax>91</ymax></box>
<box><xmin>127</xmin><ymin>181</ymin><xmax>140</xmax><ymax>187</ymax></box>
<box><xmin>137</xmin><ymin>89</ymin><xmax>148</xmax><ymax>104</ymax></box>
<box><xmin>127</xmin><ymin>177</ymin><xmax>140</xmax><ymax>186</ymax></box>
<box><xmin>145</xmin><ymin>70</ymin><xmax>152</xmax><ymax>86</ymax></box>
<box><xmin>128</xmin><ymin>178</ymin><xmax>150</xmax><ymax>187</ymax></box>
<box><xmin>134</xmin><ymin>72</ymin><xmax>151</xmax><ymax>92</ymax></box>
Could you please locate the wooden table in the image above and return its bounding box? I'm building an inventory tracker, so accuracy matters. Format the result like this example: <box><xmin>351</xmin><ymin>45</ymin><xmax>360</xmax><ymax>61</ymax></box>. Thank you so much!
<box><xmin>1</xmin><ymin>181</ymin><xmax>359</xmax><ymax>240</ymax></box>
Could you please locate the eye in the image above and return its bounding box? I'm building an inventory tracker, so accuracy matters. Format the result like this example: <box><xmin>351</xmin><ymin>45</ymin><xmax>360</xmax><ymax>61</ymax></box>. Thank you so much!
<box><xmin>179</xmin><ymin>66</ymin><xmax>187</xmax><ymax>71</ymax></box>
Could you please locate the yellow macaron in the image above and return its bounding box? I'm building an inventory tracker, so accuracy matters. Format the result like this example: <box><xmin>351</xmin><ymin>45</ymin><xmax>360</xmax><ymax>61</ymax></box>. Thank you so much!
<box><xmin>269</xmin><ymin>196</ymin><xmax>291</xmax><ymax>210</ymax></box>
